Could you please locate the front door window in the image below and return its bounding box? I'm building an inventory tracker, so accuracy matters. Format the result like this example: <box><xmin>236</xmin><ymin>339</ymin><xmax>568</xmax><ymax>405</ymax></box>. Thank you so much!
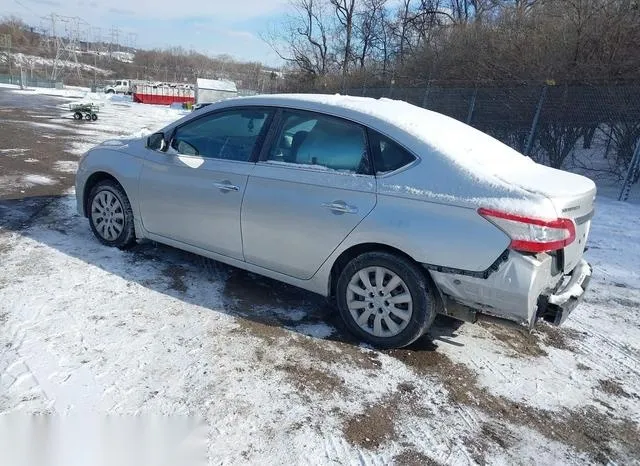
<box><xmin>170</xmin><ymin>109</ymin><xmax>272</xmax><ymax>162</ymax></box>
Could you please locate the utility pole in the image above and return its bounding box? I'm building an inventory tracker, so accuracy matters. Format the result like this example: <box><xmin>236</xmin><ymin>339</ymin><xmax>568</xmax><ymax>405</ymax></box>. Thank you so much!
<box><xmin>109</xmin><ymin>26</ymin><xmax>121</xmax><ymax>58</ymax></box>
<box><xmin>93</xmin><ymin>51</ymin><xmax>97</xmax><ymax>89</ymax></box>
<box><xmin>45</xmin><ymin>14</ymin><xmax>85</xmax><ymax>81</ymax></box>
<box><xmin>49</xmin><ymin>14</ymin><xmax>60</xmax><ymax>80</ymax></box>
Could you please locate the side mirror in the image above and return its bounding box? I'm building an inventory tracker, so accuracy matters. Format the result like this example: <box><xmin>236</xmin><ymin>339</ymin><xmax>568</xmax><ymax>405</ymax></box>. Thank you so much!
<box><xmin>147</xmin><ymin>132</ymin><xmax>167</xmax><ymax>151</ymax></box>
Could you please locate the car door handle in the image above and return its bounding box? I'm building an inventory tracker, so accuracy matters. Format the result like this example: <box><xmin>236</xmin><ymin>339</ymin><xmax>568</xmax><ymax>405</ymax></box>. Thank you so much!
<box><xmin>321</xmin><ymin>201</ymin><xmax>358</xmax><ymax>214</ymax></box>
<box><xmin>213</xmin><ymin>181</ymin><xmax>240</xmax><ymax>192</ymax></box>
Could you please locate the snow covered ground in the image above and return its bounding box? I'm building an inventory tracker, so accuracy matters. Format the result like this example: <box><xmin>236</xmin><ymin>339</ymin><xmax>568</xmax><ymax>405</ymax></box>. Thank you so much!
<box><xmin>0</xmin><ymin>84</ymin><xmax>187</xmax><ymax>199</ymax></box>
<box><xmin>1</xmin><ymin>53</ymin><xmax>112</xmax><ymax>76</ymax></box>
<box><xmin>0</xmin><ymin>86</ymin><xmax>639</xmax><ymax>465</ymax></box>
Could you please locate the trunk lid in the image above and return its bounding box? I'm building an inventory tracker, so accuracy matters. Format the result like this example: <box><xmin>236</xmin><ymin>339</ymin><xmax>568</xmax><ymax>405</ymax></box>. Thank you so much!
<box><xmin>531</xmin><ymin>169</ymin><xmax>596</xmax><ymax>273</ymax></box>
<box><xmin>490</xmin><ymin>161</ymin><xmax>596</xmax><ymax>273</ymax></box>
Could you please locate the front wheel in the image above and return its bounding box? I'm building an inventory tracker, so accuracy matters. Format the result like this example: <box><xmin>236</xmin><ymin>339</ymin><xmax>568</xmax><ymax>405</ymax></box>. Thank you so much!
<box><xmin>336</xmin><ymin>251</ymin><xmax>436</xmax><ymax>348</ymax></box>
<box><xmin>87</xmin><ymin>180</ymin><xmax>136</xmax><ymax>249</ymax></box>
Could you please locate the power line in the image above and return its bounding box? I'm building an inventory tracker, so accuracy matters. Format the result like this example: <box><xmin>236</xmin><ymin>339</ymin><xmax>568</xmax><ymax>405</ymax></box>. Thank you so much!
<box><xmin>13</xmin><ymin>0</ymin><xmax>38</xmax><ymax>16</ymax></box>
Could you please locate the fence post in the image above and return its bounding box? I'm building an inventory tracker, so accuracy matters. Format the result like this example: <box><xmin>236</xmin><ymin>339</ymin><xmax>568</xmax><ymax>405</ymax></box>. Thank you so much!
<box><xmin>524</xmin><ymin>84</ymin><xmax>548</xmax><ymax>156</ymax></box>
<box><xmin>604</xmin><ymin>125</ymin><xmax>613</xmax><ymax>159</ymax></box>
<box><xmin>466</xmin><ymin>87</ymin><xmax>478</xmax><ymax>125</ymax></box>
<box><xmin>421</xmin><ymin>81</ymin><xmax>431</xmax><ymax>108</ymax></box>
<box><xmin>619</xmin><ymin>140</ymin><xmax>640</xmax><ymax>201</ymax></box>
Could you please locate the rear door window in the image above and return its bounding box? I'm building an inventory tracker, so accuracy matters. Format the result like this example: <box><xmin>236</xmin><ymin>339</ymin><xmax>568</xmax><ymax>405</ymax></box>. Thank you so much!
<box><xmin>266</xmin><ymin>110</ymin><xmax>371</xmax><ymax>174</ymax></box>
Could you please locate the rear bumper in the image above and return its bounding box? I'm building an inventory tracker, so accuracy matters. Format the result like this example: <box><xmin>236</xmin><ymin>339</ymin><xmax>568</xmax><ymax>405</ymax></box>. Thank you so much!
<box><xmin>536</xmin><ymin>259</ymin><xmax>592</xmax><ymax>326</ymax></box>
<box><xmin>430</xmin><ymin>253</ymin><xmax>591</xmax><ymax>327</ymax></box>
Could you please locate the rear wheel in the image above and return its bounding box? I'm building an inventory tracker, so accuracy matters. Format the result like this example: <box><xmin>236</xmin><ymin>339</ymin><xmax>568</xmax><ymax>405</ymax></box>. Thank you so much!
<box><xmin>336</xmin><ymin>251</ymin><xmax>436</xmax><ymax>348</ymax></box>
<box><xmin>73</xmin><ymin>111</ymin><xmax>82</xmax><ymax>120</ymax></box>
<box><xmin>88</xmin><ymin>180</ymin><xmax>136</xmax><ymax>249</ymax></box>
<box><xmin>91</xmin><ymin>113</ymin><xmax>98</xmax><ymax>121</ymax></box>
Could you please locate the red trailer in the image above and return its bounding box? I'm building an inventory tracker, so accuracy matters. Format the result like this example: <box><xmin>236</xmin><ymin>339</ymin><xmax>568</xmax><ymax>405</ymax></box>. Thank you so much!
<box><xmin>132</xmin><ymin>83</ymin><xmax>195</xmax><ymax>106</ymax></box>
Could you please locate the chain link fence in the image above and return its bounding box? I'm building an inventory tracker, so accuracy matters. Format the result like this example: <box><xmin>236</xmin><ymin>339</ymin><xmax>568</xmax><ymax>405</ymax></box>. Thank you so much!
<box><xmin>0</xmin><ymin>63</ymin><xmax>62</xmax><ymax>88</ymax></box>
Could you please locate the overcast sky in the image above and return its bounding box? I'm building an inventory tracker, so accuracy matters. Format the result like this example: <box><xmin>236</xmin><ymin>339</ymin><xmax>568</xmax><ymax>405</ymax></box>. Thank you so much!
<box><xmin>2</xmin><ymin>0</ymin><xmax>288</xmax><ymax>65</ymax></box>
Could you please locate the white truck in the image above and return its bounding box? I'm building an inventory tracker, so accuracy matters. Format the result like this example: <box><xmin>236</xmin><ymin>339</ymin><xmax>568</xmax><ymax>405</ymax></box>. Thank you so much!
<box><xmin>104</xmin><ymin>79</ymin><xmax>137</xmax><ymax>95</ymax></box>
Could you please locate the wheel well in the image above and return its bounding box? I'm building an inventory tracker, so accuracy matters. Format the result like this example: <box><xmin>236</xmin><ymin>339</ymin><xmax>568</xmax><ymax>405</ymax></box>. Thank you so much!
<box><xmin>329</xmin><ymin>243</ymin><xmax>425</xmax><ymax>297</ymax></box>
<box><xmin>82</xmin><ymin>172</ymin><xmax>121</xmax><ymax>217</ymax></box>
<box><xmin>328</xmin><ymin>243</ymin><xmax>445</xmax><ymax>313</ymax></box>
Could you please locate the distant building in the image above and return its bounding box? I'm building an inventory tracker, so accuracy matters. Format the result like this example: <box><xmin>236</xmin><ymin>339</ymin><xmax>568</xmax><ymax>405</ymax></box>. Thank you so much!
<box><xmin>195</xmin><ymin>78</ymin><xmax>238</xmax><ymax>104</ymax></box>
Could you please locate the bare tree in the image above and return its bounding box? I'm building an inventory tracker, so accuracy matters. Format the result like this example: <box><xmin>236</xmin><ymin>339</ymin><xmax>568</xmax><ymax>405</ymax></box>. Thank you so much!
<box><xmin>262</xmin><ymin>0</ymin><xmax>332</xmax><ymax>77</ymax></box>
<box><xmin>396</xmin><ymin>0</ymin><xmax>413</xmax><ymax>63</ymax></box>
<box><xmin>355</xmin><ymin>0</ymin><xmax>387</xmax><ymax>69</ymax></box>
<box><xmin>266</xmin><ymin>0</ymin><xmax>640</xmax><ymax>89</ymax></box>
<box><xmin>330</xmin><ymin>0</ymin><xmax>358</xmax><ymax>78</ymax></box>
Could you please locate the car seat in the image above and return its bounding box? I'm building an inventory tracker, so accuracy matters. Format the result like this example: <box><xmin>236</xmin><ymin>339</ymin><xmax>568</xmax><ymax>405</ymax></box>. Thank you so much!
<box><xmin>285</xmin><ymin>130</ymin><xmax>309</xmax><ymax>163</ymax></box>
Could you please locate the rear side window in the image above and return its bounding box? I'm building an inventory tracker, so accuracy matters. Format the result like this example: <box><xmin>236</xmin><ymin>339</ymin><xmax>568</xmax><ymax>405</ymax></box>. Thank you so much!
<box><xmin>266</xmin><ymin>110</ymin><xmax>370</xmax><ymax>174</ymax></box>
<box><xmin>170</xmin><ymin>109</ymin><xmax>271</xmax><ymax>161</ymax></box>
<box><xmin>368</xmin><ymin>130</ymin><xmax>416</xmax><ymax>175</ymax></box>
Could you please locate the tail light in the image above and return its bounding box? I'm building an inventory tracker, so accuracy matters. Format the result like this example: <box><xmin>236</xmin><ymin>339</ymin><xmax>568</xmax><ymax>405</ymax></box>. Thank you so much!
<box><xmin>478</xmin><ymin>207</ymin><xmax>576</xmax><ymax>253</ymax></box>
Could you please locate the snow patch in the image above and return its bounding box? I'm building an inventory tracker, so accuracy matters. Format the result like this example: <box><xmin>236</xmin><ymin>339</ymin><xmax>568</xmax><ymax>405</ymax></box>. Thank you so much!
<box><xmin>0</xmin><ymin>148</ymin><xmax>30</xmax><ymax>157</ymax></box>
<box><xmin>291</xmin><ymin>322</ymin><xmax>335</xmax><ymax>339</ymax></box>
<box><xmin>22</xmin><ymin>174</ymin><xmax>56</xmax><ymax>186</ymax></box>
<box><xmin>28</xmin><ymin>121</ymin><xmax>68</xmax><ymax>131</ymax></box>
<box><xmin>54</xmin><ymin>161</ymin><xmax>79</xmax><ymax>174</ymax></box>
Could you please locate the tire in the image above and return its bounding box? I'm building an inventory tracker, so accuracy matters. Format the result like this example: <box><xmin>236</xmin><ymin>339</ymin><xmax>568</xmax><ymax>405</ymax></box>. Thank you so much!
<box><xmin>91</xmin><ymin>113</ymin><xmax>98</xmax><ymax>121</ymax></box>
<box><xmin>106</xmin><ymin>89</ymin><xmax>115</xmax><ymax>94</ymax></box>
<box><xmin>87</xmin><ymin>180</ymin><xmax>136</xmax><ymax>249</ymax></box>
<box><xmin>336</xmin><ymin>251</ymin><xmax>436</xmax><ymax>349</ymax></box>
<box><xmin>84</xmin><ymin>113</ymin><xmax>92</xmax><ymax>121</ymax></box>
<box><xmin>73</xmin><ymin>111</ymin><xmax>82</xmax><ymax>120</ymax></box>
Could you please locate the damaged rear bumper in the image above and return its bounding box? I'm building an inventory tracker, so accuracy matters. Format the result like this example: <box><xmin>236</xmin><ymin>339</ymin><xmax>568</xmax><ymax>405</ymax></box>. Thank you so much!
<box><xmin>536</xmin><ymin>259</ymin><xmax>592</xmax><ymax>326</ymax></box>
<box><xmin>430</xmin><ymin>252</ymin><xmax>592</xmax><ymax>328</ymax></box>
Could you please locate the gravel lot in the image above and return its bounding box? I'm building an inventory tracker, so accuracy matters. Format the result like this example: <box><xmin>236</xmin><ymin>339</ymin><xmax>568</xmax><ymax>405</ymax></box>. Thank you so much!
<box><xmin>1</xmin><ymin>86</ymin><xmax>639</xmax><ymax>465</ymax></box>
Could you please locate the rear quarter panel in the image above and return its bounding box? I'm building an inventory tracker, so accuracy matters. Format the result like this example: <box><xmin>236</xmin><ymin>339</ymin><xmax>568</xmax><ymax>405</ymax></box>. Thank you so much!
<box><xmin>341</xmin><ymin>194</ymin><xmax>511</xmax><ymax>272</ymax></box>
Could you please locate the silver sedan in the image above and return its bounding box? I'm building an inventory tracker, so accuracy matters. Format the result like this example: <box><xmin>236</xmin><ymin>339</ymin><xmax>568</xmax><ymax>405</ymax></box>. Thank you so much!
<box><xmin>76</xmin><ymin>94</ymin><xmax>595</xmax><ymax>348</ymax></box>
